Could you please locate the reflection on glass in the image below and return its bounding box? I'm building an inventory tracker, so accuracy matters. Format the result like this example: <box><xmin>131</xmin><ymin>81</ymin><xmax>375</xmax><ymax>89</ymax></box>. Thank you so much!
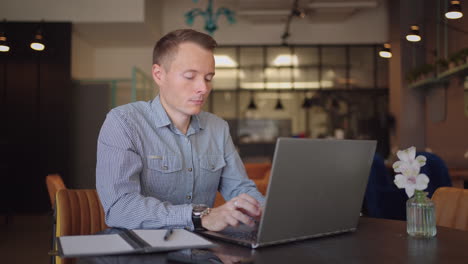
<box><xmin>212</xmin><ymin>69</ymin><xmax>238</xmax><ymax>90</ymax></box>
<box><xmin>267</xmin><ymin>47</ymin><xmax>291</xmax><ymax>66</ymax></box>
<box><xmin>272</xmin><ymin>54</ymin><xmax>298</xmax><ymax>66</ymax></box>
<box><xmin>294</xmin><ymin>47</ymin><xmax>319</xmax><ymax>66</ymax></box>
<box><xmin>322</xmin><ymin>47</ymin><xmax>346</xmax><ymax>65</ymax></box>
<box><xmin>321</xmin><ymin>67</ymin><xmax>346</xmax><ymax>89</ymax></box>
<box><xmin>240</xmin><ymin>47</ymin><xmax>263</xmax><ymax>66</ymax></box>
<box><xmin>214</xmin><ymin>55</ymin><xmax>237</xmax><ymax>67</ymax></box>
<box><xmin>212</xmin><ymin>92</ymin><xmax>236</xmax><ymax>119</ymax></box>
<box><xmin>350</xmin><ymin>46</ymin><xmax>374</xmax><ymax>88</ymax></box>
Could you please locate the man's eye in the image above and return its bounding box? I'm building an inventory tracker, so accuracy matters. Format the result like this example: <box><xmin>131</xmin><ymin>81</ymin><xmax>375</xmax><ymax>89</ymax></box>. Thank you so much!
<box><xmin>184</xmin><ymin>75</ymin><xmax>194</xmax><ymax>79</ymax></box>
<box><xmin>205</xmin><ymin>76</ymin><xmax>214</xmax><ymax>82</ymax></box>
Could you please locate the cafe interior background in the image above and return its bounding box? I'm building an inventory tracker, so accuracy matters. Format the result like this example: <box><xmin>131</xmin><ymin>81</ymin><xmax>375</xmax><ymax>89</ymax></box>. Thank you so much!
<box><xmin>0</xmin><ymin>0</ymin><xmax>467</xmax><ymax>217</ymax></box>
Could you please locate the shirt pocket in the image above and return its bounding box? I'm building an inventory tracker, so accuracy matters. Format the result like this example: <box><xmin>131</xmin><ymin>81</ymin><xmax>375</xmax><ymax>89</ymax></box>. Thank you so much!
<box><xmin>200</xmin><ymin>155</ymin><xmax>226</xmax><ymax>173</ymax></box>
<box><xmin>145</xmin><ymin>155</ymin><xmax>183</xmax><ymax>200</ymax></box>
<box><xmin>147</xmin><ymin>155</ymin><xmax>182</xmax><ymax>173</ymax></box>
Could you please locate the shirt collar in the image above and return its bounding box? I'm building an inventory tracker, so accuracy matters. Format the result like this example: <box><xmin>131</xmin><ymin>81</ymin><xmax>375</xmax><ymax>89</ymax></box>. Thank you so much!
<box><xmin>151</xmin><ymin>95</ymin><xmax>172</xmax><ymax>128</ymax></box>
<box><xmin>151</xmin><ymin>95</ymin><xmax>205</xmax><ymax>132</ymax></box>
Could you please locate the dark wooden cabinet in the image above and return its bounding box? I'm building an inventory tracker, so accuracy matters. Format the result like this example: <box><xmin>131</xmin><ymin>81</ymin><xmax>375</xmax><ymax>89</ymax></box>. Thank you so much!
<box><xmin>0</xmin><ymin>22</ymin><xmax>72</xmax><ymax>213</ymax></box>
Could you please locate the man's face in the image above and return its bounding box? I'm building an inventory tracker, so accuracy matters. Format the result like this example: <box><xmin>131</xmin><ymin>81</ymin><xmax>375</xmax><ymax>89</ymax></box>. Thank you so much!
<box><xmin>152</xmin><ymin>42</ymin><xmax>215</xmax><ymax>121</ymax></box>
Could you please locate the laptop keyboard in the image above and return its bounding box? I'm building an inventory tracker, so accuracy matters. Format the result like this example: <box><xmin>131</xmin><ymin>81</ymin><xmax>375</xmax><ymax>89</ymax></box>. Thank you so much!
<box><xmin>219</xmin><ymin>226</ymin><xmax>258</xmax><ymax>242</ymax></box>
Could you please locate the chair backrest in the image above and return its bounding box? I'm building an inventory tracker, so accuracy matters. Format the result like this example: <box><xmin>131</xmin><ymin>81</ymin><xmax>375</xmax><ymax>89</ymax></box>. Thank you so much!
<box><xmin>256</xmin><ymin>168</ymin><xmax>271</xmax><ymax>195</ymax></box>
<box><xmin>417</xmin><ymin>152</ymin><xmax>452</xmax><ymax>198</ymax></box>
<box><xmin>213</xmin><ymin>163</ymin><xmax>272</xmax><ymax>207</ymax></box>
<box><xmin>55</xmin><ymin>189</ymin><xmax>108</xmax><ymax>264</ymax></box>
<box><xmin>244</xmin><ymin>162</ymin><xmax>272</xmax><ymax>180</ymax></box>
<box><xmin>46</xmin><ymin>174</ymin><xmax>67</xmax><ymax>208</ymax></box>
<box><xmin>364</xmin><ymin>154</ymin><xmax>407</xmax><ymax>220</ymax></box>
<box><xmin>432</xmin><ymin>187</ymin><xmax>468</xmax><ymax>231</ymax></box>
<box><xmin>364</xmin><ymin>152</ymin><xmax>453</xmax><ymax>221</ymax></box>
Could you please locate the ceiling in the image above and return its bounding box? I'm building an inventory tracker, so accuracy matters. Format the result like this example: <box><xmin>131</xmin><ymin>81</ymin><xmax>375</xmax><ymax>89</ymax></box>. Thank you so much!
<box><xmin>73</xmin><ymin>0</ymin><xmax>382</xmax><ymax>48</ymax></box>
<box><xmin>237</xmin><ymin>0</ymin><xmax>379</xmax><ymax>23</ymax></box>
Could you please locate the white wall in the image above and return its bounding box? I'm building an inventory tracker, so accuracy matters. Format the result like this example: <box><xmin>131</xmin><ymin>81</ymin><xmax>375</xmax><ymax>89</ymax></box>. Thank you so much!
<box><xmin>71</xmin><ymin>32</ymin><xmax>95</xmax><ymax>79</ymax></box>
<box><xmin>93</xmin><ymin>47</ymin><xmax>153</xmax><ymax>79</ymax></box>
<box><xmin>0</xmin><ymin>0</ymin><xmax>145</xmax><ymax>22</ymax></box>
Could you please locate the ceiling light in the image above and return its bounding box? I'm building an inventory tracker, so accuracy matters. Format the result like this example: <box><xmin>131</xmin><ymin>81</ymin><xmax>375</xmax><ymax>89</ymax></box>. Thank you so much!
<box><xmin>302</xmin><ymin>97</ymin><xmax>311</xmax><ymax>109</ymax></box>
<box><xmin>273</xmin><ymin>54</ymin><xmax>299</xmax><ymax>66</ymax></box>
<box><xmin>406</xmin><ymin>25</ymin><xmax>421</xmax><ymax>42</ymax></box>
<box><xmin>379</xmin><ymin>43</ymin><xmax>392</xmax><ymax>58</ymax></box>
<box><xmin>275</xmin><ymin>92</ymin><xmax>284</xmax><ymax>110</ymax></box>
<box><xmin>30</xmin><ymin>28</ymin><xmax>45</xmax><ymax>51</ymax></box>
<box><xmin>0</xmin><ymin>32</ymin><xmax>9</xmax><ymax>52</ymax></box>
<box><xmin>446</xmin><ymin>1</ymin><xmax>463</xmax><ymax>19</ymax></box>
<box><xmin>214</xmin><ymin>55</ymin><xmax>237</xmax><ymax>67</ymax></box>
<box><xmin>247</xmin><ymin>93</ymin><xmax>257</xmax><ymax>110</ymax></box>
<box><xmin>275</xmin><ymin>98</ymin><xmax>284</xmax><ymax>110</ymax></box>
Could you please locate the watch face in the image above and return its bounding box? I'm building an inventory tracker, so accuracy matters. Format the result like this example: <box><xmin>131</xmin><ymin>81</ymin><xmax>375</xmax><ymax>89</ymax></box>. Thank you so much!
<box><xmin>192</xmin><ymin>204</ymin><xmax>209</xmax><ymax>214</ymax></box>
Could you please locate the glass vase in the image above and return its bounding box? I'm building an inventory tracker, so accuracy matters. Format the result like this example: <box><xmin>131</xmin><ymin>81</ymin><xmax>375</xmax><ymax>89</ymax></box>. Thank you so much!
<box><xmin>406</xmin><ymin>190</ymin><xmax>437</xmax><ymax>238</ymax></box>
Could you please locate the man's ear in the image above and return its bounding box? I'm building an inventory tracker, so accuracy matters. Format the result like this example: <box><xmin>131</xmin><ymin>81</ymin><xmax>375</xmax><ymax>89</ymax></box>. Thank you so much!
<box><xmin>152</xmin><ymin>64</ymin><xmax>165</xmax><ymax>86</ymax></box>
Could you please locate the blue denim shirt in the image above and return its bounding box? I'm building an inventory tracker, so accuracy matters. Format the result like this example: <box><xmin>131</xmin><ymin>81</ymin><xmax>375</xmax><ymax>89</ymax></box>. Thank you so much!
<box><xmin>96</xmin><ymin>96</ymin><xmax>264</xmax><ymax>230</ymax></box>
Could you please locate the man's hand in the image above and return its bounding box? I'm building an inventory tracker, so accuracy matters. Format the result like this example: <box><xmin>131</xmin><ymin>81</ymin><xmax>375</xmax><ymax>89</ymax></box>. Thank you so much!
<box><xmin>201</xmin><ymin>193</ymin><xmax>262</xmax><ymax>231</ymax></box>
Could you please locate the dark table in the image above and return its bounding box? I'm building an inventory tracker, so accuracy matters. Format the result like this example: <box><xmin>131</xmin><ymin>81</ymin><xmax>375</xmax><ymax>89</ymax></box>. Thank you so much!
<box><xmin>77</xmin><ymin>217</ymin><xmax>468</xmax><ymax>264</ymax></box>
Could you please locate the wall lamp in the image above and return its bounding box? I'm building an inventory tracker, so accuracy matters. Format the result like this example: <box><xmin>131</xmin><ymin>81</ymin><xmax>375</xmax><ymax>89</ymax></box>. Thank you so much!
<box><xmin>379</xmin><ymin>43</ymin><xmax>392</xmax><ymax>58</ymax></box>
<box><xmin>30</xmin><ymin>28</ymin><xmax>45</xmax><ymax>51</ymax></box>
<box><xmin>406</xmin><ymin>25</ymin><xmax>421</xmax><ymax>42</ymax></box>
<box><xmin>0</xmin><ymin>32</ymin><xmax>9</xmax><ymax>52</ymax></box>
<box><xmin>0</xmin><ymin>20</ymin><xmax>9</xmax><ymax>52</ymax></box>
<box><xmin>445</xmin><ymin>0</ymin><xmax>463</xmax><ymax>19</ymax></box>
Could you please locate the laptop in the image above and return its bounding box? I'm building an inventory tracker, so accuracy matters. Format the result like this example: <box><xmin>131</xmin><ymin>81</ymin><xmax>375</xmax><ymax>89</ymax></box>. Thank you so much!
<box><xmin>199</xmin><ymin>138</ymin><xmax>376</xmax><ymax>248</ymax></box>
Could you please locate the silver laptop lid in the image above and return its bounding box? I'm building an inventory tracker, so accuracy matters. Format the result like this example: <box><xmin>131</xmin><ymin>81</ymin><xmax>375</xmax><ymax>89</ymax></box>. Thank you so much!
<box><xmin>255</xmin><ymin>138</ymin><xmax>376</xmax><ymax>247</ymax></box>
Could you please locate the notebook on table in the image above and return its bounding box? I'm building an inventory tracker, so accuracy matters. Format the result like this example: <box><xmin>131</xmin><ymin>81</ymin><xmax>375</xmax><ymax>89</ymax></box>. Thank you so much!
<box><xmin>57</xmin><ymin>229</ymin><xmax>215</xmax><ymax>257</ymax></box>
<box><xmin>199</xmin><ymin>138</ymin><xmax>376</xmax><ymax>248</ymax></box>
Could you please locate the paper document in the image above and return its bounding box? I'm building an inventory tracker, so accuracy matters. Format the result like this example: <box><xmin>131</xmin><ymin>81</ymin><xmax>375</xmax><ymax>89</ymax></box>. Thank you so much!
<box><xmin>57</xmin><ymin>229</ymin><xmax>215</xmax><ymax>257</ymax></box>
<box><xmin>59</xmin><ymin>234</ymin><xmax>134</xmax><ymax>256</ymax></box>
<box><xmin>133</xmin><ymin>229</ymin><xmax>213</xmax><ymax>249</ymax></box>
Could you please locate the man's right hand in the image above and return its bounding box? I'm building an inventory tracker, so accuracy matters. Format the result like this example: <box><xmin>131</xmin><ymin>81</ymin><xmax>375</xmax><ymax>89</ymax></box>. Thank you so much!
<box><xmin>201</xmin><ymin>193</ymin><xmax>262</xmax><ymax>231</ymax></box>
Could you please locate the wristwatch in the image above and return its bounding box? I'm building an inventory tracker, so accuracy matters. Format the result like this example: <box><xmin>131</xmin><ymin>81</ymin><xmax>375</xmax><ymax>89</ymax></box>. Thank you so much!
<box><xmin>192</xmin><ymin>204</ymin><xmax>211</xmax><ymax>231</ymax></box>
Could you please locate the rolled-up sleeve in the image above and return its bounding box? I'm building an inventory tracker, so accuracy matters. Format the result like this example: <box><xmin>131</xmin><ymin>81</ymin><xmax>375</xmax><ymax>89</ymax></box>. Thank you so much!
<box><xmin>96</xmin><ymin>111</ymin><xmax>193</xmax><ymax>230</ymax></box>
<box><xmin>218</xmin><ymin>122</ymin><xmax>266</xmax><ymax>205</ymax></box>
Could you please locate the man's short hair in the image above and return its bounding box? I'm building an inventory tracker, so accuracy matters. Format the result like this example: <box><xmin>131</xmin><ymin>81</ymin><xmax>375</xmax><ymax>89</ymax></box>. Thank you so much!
<box><xmin>153</xmin><ymin>29</ymin><xmax>218</xmax><ymax>70</ymax></box>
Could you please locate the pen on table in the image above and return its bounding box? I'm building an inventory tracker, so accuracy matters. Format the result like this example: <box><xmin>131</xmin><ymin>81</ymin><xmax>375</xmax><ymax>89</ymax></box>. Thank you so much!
<box><xmin>164</xmin><ymin>229</ymin><xmax>174</xmax><ymax>241</ymax></box>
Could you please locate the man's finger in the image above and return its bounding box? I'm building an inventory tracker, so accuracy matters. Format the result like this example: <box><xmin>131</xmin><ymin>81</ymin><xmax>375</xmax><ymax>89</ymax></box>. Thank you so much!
<box><xmin>238</xmin><ymin>193</ymin><xmax>261</xmax><ymax>207</ymax></box>
<box><xmin>232</xmin><ymin>198</ymin><xmax>261</xmax><ymax>217</ymax></box>
<box><xmin>231</xmin><ymin>210</ymin><xmax>254</xmax><ymax>227</ymax></box>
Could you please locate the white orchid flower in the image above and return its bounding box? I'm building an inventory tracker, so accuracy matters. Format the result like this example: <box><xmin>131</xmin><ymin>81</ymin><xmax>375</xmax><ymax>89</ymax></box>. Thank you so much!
<box><xmin>392</xmin><ymin>146</ymin><xmax>427</xmax><ymax>173</ymax></box>
<box><xmin>393</xmin><ymin>160</ymin><xmax>420</xmax><ymax>175</ymax></box>
<box><xmin>394</xmin><ymin>173</ymin><xmax>430</xmax><ymax>198</ymax></box>
<box><xmin>396</xmin><ymin>146</ymin><xmax>417</xmax><ymax>162</ymax></box>
<box><xmin>392</xmin><ymin>146</ymin><xmax>430</xmax><ymax>198</ymax></box>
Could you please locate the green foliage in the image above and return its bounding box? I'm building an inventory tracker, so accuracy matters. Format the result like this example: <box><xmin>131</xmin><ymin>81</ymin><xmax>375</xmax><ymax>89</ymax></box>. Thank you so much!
<box><xmin>405</xmin><ymin>63</ymin><xmax>435</xmax><ymax>82</ymax></box>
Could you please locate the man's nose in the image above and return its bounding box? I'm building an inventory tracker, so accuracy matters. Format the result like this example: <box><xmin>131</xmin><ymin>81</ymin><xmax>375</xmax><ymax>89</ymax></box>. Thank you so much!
<box><xmin>196</xmin><ymin>79</ymin><xmax>210</xmax><ymax>94</ymax></box>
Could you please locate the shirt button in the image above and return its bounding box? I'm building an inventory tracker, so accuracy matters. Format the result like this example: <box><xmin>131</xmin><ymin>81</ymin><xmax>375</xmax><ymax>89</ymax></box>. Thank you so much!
<box><xmin>188</xmin><ymin>168</ymin><xmax>192</xmax><ymax>172</ymax></box>
<box><xmin>186</xmin><ymin>195</ymin><xmax>192</xmax><ymax>200</ymax></box>
<box><xmin>211</xmin><ymin>165</ymin><xmax>215</xmax><ymax>170</ymax></box>
<box><xmin>162</xmin><ymin>166</ymin><xmax>168</xmax><ymax>170</ymax></box>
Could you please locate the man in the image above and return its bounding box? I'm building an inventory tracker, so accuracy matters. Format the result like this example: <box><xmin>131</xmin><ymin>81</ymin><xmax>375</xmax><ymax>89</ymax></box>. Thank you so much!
<box><xmin>96</xmin><ymin>29</ymin><xmax>264</xmax><ymax>232</ymax></box>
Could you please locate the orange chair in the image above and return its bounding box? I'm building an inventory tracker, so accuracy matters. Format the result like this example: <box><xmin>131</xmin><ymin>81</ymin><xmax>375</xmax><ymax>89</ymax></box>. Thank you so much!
<box><xmin>244</xmin><ymin>162</ymin><xmax>272</xmax><ymax>180</ymax></box>
<box><xmin>256</xmin><ymin>168</ymin><xmax>271</xmax><ymax>195</ymax></box>
<box><xmin>213</xmin><ymin>163</ymin><xmax>272</xmax><ymax>207</ymax></box>
<box><xmin>213</xmin><ymin>192</ymin><xmax>225</xmax><ymax>208</ymax></box>
<box><xmin>432</xmin><ymin>187</ymin><xmax>468</xmax><ymax>231</ymax></box>
<box><xmin>53</xmin><ymin>189</ymin><xmax>108</xmax><ymax>264</ymax></box>
<box><xmin>46</xmin><ymin>174</ymin><xmax>67</xmax><ymax>209</ymax></box>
